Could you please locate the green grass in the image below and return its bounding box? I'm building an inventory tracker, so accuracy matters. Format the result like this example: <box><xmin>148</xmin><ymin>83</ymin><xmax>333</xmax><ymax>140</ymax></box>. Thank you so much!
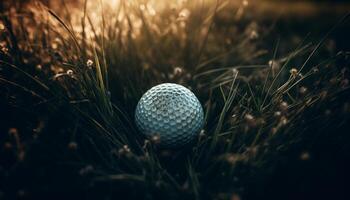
<box><xmin>0</xmin><ymin>0</ymin><xmax>349</xmax><ymax>199</ymax></box>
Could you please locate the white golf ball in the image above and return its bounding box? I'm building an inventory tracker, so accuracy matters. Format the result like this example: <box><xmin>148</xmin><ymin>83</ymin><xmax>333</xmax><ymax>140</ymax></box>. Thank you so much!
<box><xmin>135</xmin><ymin>83</ymin><xmax>204</xmax><ymax>148</ymax></box>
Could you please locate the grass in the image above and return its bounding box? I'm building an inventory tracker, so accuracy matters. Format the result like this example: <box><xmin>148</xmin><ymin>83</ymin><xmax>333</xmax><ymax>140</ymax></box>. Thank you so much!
<box><xmin>0</xmin><ymin>0</ymin><xmax>350</xmax><ymax>199</ymax></box>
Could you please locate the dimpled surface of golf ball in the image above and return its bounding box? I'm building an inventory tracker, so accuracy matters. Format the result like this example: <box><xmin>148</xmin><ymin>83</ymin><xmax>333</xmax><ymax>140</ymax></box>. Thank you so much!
<box><xmin>135</xmin><ymin>83</ymin><xmax>204</xmax><ymax>148</ymax></box>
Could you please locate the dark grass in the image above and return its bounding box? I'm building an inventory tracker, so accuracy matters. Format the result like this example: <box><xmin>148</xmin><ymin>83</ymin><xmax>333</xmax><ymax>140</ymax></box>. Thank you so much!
<box><xmin>1</xmin><ymin>0</ymin><xmax>350</xmax><ymax>199</ymax></box>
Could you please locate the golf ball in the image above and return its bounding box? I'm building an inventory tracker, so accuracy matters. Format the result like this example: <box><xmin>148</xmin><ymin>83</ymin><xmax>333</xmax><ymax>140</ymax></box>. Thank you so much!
<box><xmin>135</xmin><ymin>83</ymin><xmax>204</xmax><ymax>148</ymax></box>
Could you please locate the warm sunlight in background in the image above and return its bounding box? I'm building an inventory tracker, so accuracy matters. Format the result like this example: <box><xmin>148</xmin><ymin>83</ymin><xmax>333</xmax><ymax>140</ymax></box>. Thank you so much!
<box><xmin>36</xmin><ymin>0</ymin><xmax>349</xmax><ymax>46</ymax></box>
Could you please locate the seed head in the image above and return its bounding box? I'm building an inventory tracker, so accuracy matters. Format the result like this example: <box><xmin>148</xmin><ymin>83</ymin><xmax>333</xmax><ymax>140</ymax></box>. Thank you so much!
<box><xmin>232</xmin><ymin>68</ymin><xmax>239</xmax><ymax>75</ymax></box>
<box><xmin>312</xmin><ymin>67</ymin><xmax>319</xmax><ymax>73</ymax></box>
<box><xmin>249</xmin><ymin>30</ymin><xmax>258</xmax><ymax>40</ymax></box>
<box><xmin>244</xmin><ymin>113</ymin><xmax>254</xmax><ymax>121</ymax></box>
<box><xmin>299</xmin><ymin>86</ymin><xmax>307</xmax><ymax>95</ymax></box>
<box><xmin>66</xmin><ymin>69</ymin><xmax>74</xmax><ymax>76</ymax></box>
<box><xmin>274</xmin><ymin>111</ymin><xmax>281</xmax><ymax>118</ymax></box>
<box><xmin>118</xmin><ymin>145</ymin><xmax>131</xmax><ymax>156</ymax></box>
<box><xmin>139</xmin><ymin>4</ymin><xmax>146</xmax><ymax>10</ymax></box>
<box><xmin>173</xmin><ymin>67</ymin><xmax>183</xmax><ymax>76</ymax></box>
<box><xmin>36</xmin><ymin>64</ymin><xmax>42</xmax><ymax>70</ymax></box>
<box><xmin>86</xmin><ymin>59</ymin><xmax>93</xmax><ymax>67</ymax></box>
<box><xmin>279</xmin><ymin>101</ymin><xmax>288</xmax><ymax>112</ymax></box>
<box><xmin>290</xmin><ymin>68</ymin><xmax>298</xmax><ymax>77</ymax></box>
<box><xmin>51</xmin><ymin>43</ymin><xmax>58</xmax><ymax>49</ymax></box>
<box><xmin>123</xmin><ymin>145</ymin><xmax>131</xmax><ymax>152</ymax></box>
<box><xmin>280</xmin><ymin>116</ymin><xmax>288</xmax><ymax>125</ymax></box>
<box><xmin>151</xmin><ymin>134</ymin><xmax>161</xmax><ymax>144</ymax></box>
<box><xmin>244</xmin><ymin>114</ymin><xmax>256</xmax><ymax>127</ymax></box>
<box><xmin>178</xmin><ymin>9</ymin><xmax>190</xmax><ymax>20</ymax></box>
<box><xmin>0</xmin><ymin>42</ymin><xmax>8</xmax><ymax>53</ymax></box>
<box><xmin>269</xmin><ymin>60</ymin><xmax>280</xmax><ymax>73</ymax></box>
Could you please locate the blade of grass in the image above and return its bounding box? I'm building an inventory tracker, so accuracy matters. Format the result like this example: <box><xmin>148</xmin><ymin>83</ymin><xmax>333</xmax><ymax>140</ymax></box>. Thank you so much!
<box><xmin>46</xmin><ymin>7</ymin><xmax>82</xmax><ymax>54</ymax></box>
